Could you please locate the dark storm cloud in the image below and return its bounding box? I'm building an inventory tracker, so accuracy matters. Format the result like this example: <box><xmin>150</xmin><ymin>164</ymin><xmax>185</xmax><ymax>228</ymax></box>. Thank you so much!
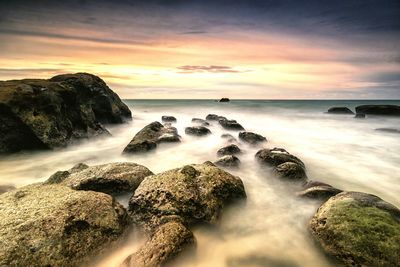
<box><xmin>177</xmin><ymin>65</ymin><xmax>241</xmax><ymax>73</ymax></box>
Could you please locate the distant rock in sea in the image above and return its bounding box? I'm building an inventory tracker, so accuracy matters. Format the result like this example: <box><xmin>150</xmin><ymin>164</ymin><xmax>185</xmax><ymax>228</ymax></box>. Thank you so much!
<box><xmin>355</xmin><ymin>105</ymin><xmax>400</xmax><ymax>116</ymax></box>
<box><xmin>0</xmin><ymin>73</ymin><xmax>131</xmax><ymax>154</ymax></box>
<box><xmin>219</xmin><ymin>98</ymin><xmax>230</xmax><ymax>102</ymax></box>
<box><xmin>326</xmin><ymin>107</ymin><xmax>354</xmax><ymax>114</ymax></box>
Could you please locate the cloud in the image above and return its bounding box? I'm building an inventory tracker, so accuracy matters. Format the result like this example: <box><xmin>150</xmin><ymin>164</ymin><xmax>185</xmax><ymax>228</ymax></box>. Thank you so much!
<box><xmin>177</xmin><ymin>65</ymin><xmax>241</xmax><ymax>74</ymax></box>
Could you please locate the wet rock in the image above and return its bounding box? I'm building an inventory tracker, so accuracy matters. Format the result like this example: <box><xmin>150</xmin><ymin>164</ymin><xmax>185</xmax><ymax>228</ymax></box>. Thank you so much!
<box><xmin>45</xmin><ymin>162</ymin><xmax>153</xmax><ymax>194</ymax></box>
<box><xmin>161</xmin><ymin>116</ymin><xmax>177</xmax><ymax>123</ymax></box>
<box><xmin>297</xmin><ymin>184</ymin><xmax>342</xmax><ymax>201</ymax></box>
<box><xmin>129</xmin><ymin>162</ymin><xmax>246</xmax><ymax>231</ymax></box>
<box><xmin>326</xmin><ymin>107</ymin><xmax>354</xmax><ymax>114</ymax></box>
<box><xmin>273</xmin><ymin>162</ymin><xmax>307</xmax><ymax>181</ymax></box>
<box><xmin>0</xmin><ymin>184</ymin><xmax>129</xmax><ymax>267</ymax></box>
<box><xmin>125</xmin><ymin>162</ymin><xmax>246</xmax><ymax>266</ymax></box>
<box><xmin>123</xmin><ymin>122</ymin><xmax>180</xmax><ymax>153</ymax></box>
<box><xmin>0</xmin><ymin>184</ymin><xmax>15</xmax><ymax>195</ymax></box>
<box><xmin>217</xmin><ymin>144</ymin><xmax>241</xmax><ymax>156</ymax></box>
<box><xmin>355</xmin><ymin>105</ymin><xmax>400</xmax><ymax>116</ymax></box>
<box><xmin>239</xmin><ymin>132</ymin><xmax>267</xmax><ymax>144</ymax></box>
<box><xmin>215</xmin><ymin>155</ymin><xmax>241</xmax><ymax>168</ymax></box>
<box><xmin>185</xmin><ymin>126</ymin><xmax>211</xmax><ymax>136</ymax></box>
<box><xmin>0</xmin><ymin>73</ymin><xmax>131</xmax><ymax>154</ymax></box>
<box><xmin>375</xmin><ymin>128</ymin><xmax>400</xmax><ymax>134</ymax></box>
<box><xmin>219</xmin><ymin>119</ymin><xmax>245</xmax><ymax>131</ymax></box>
<box><xmin>309</xmin><ymin>191</ymin><xmax>400</xmax><ymax>267</ymax></box>
<box><xmin>219</xmin><ymin>98</ymin><xmax>230</xmax><ymax>102</ymax></box>
<box><xmin>206</xmin><ymin>114</ymin><xmax>219</xmax><ymax>121</ymax></box>
<box><xmin>221</xmin><ymin>133</ymin><xmax>237</xmax><ymax>143</ymax></box>
<box><xmin>354</xmin><ymin>113</ymin><xmax>366</xmax><ymax>119</ymax></box>
<box><xmin>255</xmin><ymin>148</ymin><xmax>305</xmax><ymax>169</ymax></box>
<box><xmin>192</xmin><ymin>118</ymin><xmax>210</xmax><ymax>126</ymax></box>
<box><xmin>121</xmin><ymin>221</ymin><xmax>195</xmax><ymax>267</ymax></box>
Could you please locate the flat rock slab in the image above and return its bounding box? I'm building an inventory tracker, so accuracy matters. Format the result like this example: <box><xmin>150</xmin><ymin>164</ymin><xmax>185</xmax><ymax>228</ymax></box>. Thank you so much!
<box><xmin>46</xmin><ymin>162</ymin><xmax>153</xmax><ymax>194</ymax></box>
<box><xmin>0</xmin><ymin>184</ymin><xmax>129</xmax><ymax>267</ymax></box>
<box><xmin>309</xmin><ymin>191</ymin><xmax>400</xmax><ymax>267</ymax></box>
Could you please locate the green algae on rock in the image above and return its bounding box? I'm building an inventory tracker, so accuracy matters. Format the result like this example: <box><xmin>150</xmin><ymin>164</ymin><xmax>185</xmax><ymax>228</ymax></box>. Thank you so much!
<box><xmin>309</xmin><ymin>191</ymin><xmax>400</xmax><ymax>267</ymax></box>
<box><xmin>0</xmin><ymin>184</ymin><xmax>129</xmax><ymax>267</ymax></box>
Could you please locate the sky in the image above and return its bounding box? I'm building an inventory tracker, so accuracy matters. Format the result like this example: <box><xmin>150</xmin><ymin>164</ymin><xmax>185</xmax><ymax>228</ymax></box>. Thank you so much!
<box><xmin>0</xmin><ymin>0</ymin><xmax>399</xmax><ymax>99</ymax></box>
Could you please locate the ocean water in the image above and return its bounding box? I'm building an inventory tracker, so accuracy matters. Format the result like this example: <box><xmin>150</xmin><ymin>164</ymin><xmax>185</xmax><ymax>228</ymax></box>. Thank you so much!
<box><xmin>1</xmin><ymin>99</ymin><xmax>400</xmax><ymax>267</ymax></box>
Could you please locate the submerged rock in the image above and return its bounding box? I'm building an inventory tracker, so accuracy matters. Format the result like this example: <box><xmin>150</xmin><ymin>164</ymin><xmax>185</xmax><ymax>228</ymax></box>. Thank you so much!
<box><xmin>375</xmin><ymin>128</ymin><xmax>400</xmax><ymax>134</ymax></box>
<box><xmin>255</xmin><ymin>148</ymin><xmax>305</xmax><ymax>169</ymax></box>
<box><xmin>309</xmin><ymin>191</ymin><xmax>400</xmax><ymax>267</ymax></box>
<box><xmin>121</xmin><ymin>221</ymin><xmax>195</xmax><ymax>267</ymax></box>
<box><xmin>239</xmin><ymin>131</ymin><xmax>266</xmax><ymax>144</ymax></box>
<box><xmin>215</xmin><ymin>155</ymin><xmax>241</xmax><ymax>168</ymax></box>
<box><xmin>206</xmin><ymin>114</ymin><xmax>219</xmax><ymax>121</ymax></box>
<box><xmin>297</xmin><ymin>181</ymin><xmax>342</xmax><ymax>200</ymax></box>
<box><xmin>123</xmin><ymin>122</ymin><xmax>180</xmax><ymax>153</ymax></box>
<box><xmin>219</xmin><ymin>119</ymin><xmax>245</xmax><ymax>131</ymax></box>
<box><xmin>124</xmin><ymin>162</ymin><xmax>246</xmax><ymax>266</ymax></box>
<box><xmin>161</xmin><ymin>116</ymin><xmax>177</xmax><ymax>123</ymax></box>
<box><xmin>0</xmin><ymin>184</ymin><xmax>129</xmax><ymax>267</ymax></box>
<box><xmin>355</xmin><ymin>105</ymin><xmax>400</xmax><ymax>116</ymax></box>
<box><xmin>0</xmin><ymin>73</ymin><xmax>131</xmax><ymax>154</ymax></box>
<box><xmin>129</xmin><ymin>162</ymin><xmax>246</xmax><ymax>230</ymax></box>
<box><xmin>185</xmin><ymin>126</ymin><xmax>211</xmax><ymax>136</ymax></box>
<box><xmin>45</xmin><ymin>162</ymin><xmax>153</xmax><ymax>194</ymax></box>
<box><xmin>221</xmin><ymin>133</ymin><xmax>237</xmax><ymax>143</ymax></box>
<box><xmin>192</xmin><ymin>118</ymin><xmax>210</xmax><ymax>126</ymax></box>
<box><xmin>326</xmin><ymin>107</ymin><xmax>354</xmax><ymax>114</ymax></box>
<box><xmin>217</xmin><ymin>144</ymin><xmax>241</xmax><ymax>156</ymax></box>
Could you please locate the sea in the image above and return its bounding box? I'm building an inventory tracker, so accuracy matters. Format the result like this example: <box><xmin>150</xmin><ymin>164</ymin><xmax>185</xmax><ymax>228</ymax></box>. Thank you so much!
<box><xmin>1</xmin><ymin>99</ymin><xmax>399</xmax><ymax>267</ymax></box>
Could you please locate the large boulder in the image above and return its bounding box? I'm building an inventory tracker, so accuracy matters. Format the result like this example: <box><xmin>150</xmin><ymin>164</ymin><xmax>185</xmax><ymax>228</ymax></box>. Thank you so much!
<box><xmin>123</xmin><ymin>122</ymin><xmax>180</xmax><ymax>153</ymax></box>
<box><xmin>45</xmin><ymin>162</ymin><xmax>153</xmax><ymax>194</ymax></box>
<box><xmin>309</xmin><ymin>191</ymin><xmax>400</xmax><ymax>267</ymax></box>
<box><xmin>0</xmin><ymin>184</ymin><xmax>129</xmax><ymax>267</ymax></box>
<box><xmin>219</xmin><ymin>98</ymin><xmax>230</xmax><ymax>102</ymax></box>
<box><xmin>239</xmin><ymin>132</ymin><xmax>266</xmax><ymax>144</ymax></box>
<box><xmin>0</xmin><ymin>73</ymin><xmax>131</xmax><ymax>154</ymax></box>
<box><xmin>326</xmin><ymin>107</ymin><xmax>354</xmax><ymax>114</ymax></box>
<box><xmin>123</xmin><ymin>163</ymin><xmax>246</xmax><ymax>266</ymax></box>
<box><xmin>217</xmin><ymin>144</ymin><xmax>241</xmax><ymax>156</ymax></box>
<box><xmin>129</xmin><ymin>162</ymin><xmax>246</xmax><ymax>231</ymax></box>
<box><xmin>355</xmin><ymin>105</ymin><xmax>400</xmax><ymax>116</ymax></box>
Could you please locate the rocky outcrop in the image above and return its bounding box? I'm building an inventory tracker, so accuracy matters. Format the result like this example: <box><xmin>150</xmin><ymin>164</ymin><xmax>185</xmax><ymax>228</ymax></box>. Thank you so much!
<box><xmin>161</xmin><ymin>116</ymin><xmax>177</xmax><ymax>123</ymax></box>
<box><xmin>124</xmin><ymin>162</ymin><xmax>246</xmax><ymax>266</ymax></box>
<box><xmin>326</xmin><ymin>107</ymin><xmax>354</xmax><ymax>114</ymax></box>
<box><xmin>219</xmin><ymin>119</ymin><xmax>245</xmax><ymax>131</ymax></box>
<box><xmin>123</xmin><ymin>122</ymin><xmax>180</xmax><ymax>153</ymax></box>
<box><xmin>0</xmin><ymin>73</ymin><xmax>131</xmax><ymax>154</ymax></box>
<box><xmin>185</xmin><ymin>126</ymin><xmax>211</xmax><ymax>136</ymax></box>
<box><xmin>0</xmin><ymin>184</ymin><xmax>129</xmax><ymax>267</ymax></box>
<box><xmin>215</xmin><ymin>155</ymin><xmax>241</xmax><ymax>168</ymax></box>
<box><xmin>121</xmin><ymin>221</ymin><xmax>195</xmax><ymax>267</ymax></box>
<box><xmin>309</xmin><ymin>191</ymin><xmax>400</xmax><ymax>267</ymax></box>
<box><xmin>45</xmin><ymin>162</ymin><xmax>153</xmax><ymax>194</ymax></box>
<box><xmin>217</xmin><ymin>144</ymin><xmax>241</xmax><ymax>156</ymax></box>
<box><xmin>355</xmin><ymin>105</ymin><xmax>400</xmax><ymax>116</ymax></box>
<box><xmin>219</xmin><ymin>98</ymin><xmax>230</xmax><ymax>102</ymax></box>
<box><xmin>239</xmin><ymin>132</ymin><xmax>266</xmax><ymax>144</ymax></box>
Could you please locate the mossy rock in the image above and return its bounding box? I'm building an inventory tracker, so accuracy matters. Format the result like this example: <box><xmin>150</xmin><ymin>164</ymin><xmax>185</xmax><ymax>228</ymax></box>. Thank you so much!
<box><xmin>46</xmin><ymin>162</ymin><xmax>153</xmax><ymax>194</ymax></box>
<box><xmin>309</xmin><ymin>191</ymin><xmax>400</xmax><ymax>267</ymax></box>
<box><xmin>0</xmin><ymin>184</ymin><xmax>129</xmax><ymax>266</ymax></box>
